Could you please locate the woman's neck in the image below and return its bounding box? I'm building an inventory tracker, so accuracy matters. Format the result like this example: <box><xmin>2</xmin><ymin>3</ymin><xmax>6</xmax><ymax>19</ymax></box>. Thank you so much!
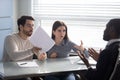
<box><xmin>55</xmin><ymin>38</ymin><xmax>63</xmax><ymax>45</ymax></box>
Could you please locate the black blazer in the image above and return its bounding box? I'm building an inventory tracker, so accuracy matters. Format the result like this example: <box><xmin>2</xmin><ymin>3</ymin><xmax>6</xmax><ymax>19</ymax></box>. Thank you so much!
<box><xmin>85</xmin><ymin>41</ymin><xmax>120</xmax><ymax>80</ymax></box>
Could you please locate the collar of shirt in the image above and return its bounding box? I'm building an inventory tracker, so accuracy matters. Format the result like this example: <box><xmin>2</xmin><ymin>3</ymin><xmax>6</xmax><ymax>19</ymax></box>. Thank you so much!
<box><xmin>55</xmin><ymin>40</ymin><xmax>65</xmax><ymax>46</ymax></box>
<box><xmin>106</xmin><ymin>39</ymin><xmax>120</xmax><ymax>46</ymax></box>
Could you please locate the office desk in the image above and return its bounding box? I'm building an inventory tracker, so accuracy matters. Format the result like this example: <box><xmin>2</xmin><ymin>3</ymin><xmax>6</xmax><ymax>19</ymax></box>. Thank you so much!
<box><xmin>0</xmin><ymin>56</ymin><xmax>96</xmax><ymax>80</ymax></box>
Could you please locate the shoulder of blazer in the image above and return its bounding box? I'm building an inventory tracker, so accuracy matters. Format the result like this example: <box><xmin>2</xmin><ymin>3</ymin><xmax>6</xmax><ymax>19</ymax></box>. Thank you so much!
<box><xmin>108</xmin><ymin>41</ymin><xmax>120</xmax><ymax>50</ymax></box>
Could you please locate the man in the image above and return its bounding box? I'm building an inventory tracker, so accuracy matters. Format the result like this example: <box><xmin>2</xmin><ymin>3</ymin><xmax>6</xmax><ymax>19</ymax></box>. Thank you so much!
<box><xmin>3</xmin><ymin>15</ymin><xmax>46</xmax><ymax>62</ymax></box>
<box><xmin>78</xmin><ymin>18</ymin><xmax>120</xmax><ymax>80</ymax></box>
<box><xmin>2</xmin><ymin>16</ymin><xmax>46</xmax><ymax>80</ymax></box>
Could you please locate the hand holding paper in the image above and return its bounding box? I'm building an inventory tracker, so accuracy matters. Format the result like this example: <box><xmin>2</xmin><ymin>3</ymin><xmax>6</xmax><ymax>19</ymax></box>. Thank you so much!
<box><xmin>38</xmin><ymin>52</ymin><xmax>47</xmax><ymax>60</ymax></box>
<box><xmin>30</xmin><ymin>26</ymin><xmax>55</xmax><ymax>52</ymax></box>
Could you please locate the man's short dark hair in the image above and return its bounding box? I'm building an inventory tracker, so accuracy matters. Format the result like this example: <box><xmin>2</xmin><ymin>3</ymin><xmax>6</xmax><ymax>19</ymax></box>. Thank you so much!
<box><xmin>17</xmin><ymin>15</ymin><xmax>35</xmax><ymax>31</ymax></box>
<box><xmin>107</xmin><ymin>19</ymin><xmax>120</xmax><ymax>38</ymax></box>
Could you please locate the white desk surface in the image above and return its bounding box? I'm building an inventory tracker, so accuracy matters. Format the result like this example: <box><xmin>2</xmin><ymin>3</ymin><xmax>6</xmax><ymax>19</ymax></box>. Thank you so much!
<box><xmin>0</xmin><ymin>56</ymin><xmax>96</xmax><ymax>80</ymax></box>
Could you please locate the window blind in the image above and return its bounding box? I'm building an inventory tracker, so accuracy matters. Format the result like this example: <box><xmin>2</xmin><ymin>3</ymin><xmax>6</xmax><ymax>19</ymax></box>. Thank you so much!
<box><xmin>32</xmin><ymin>1</ymin><xmax>120</xmax><ymax>26</ymax></box>
<box><xmin>31</xmin><ymin>0</ymin><xmax>120</xmax><ymax>48</ymax></box>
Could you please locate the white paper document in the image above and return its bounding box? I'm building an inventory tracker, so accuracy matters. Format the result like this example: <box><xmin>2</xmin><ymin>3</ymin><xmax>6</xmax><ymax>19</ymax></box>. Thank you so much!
<box><xmin>17</xmin><ymin>61</ymin><xmax>39</xmax><ymax>67</ymax></box>
<box><xmin>30</xmin><ymin>26</ymin><xmax>55</xmax><ymax>52</ymax></box>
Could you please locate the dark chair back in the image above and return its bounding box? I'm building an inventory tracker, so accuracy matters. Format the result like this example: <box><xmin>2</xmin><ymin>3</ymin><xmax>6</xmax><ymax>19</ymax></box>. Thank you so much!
<box><xmin>109</xmin><ymin>60</ymin><xmax>120</xmax><ymax>80</ymax></box>
<box><xmin>109</xmin><ymin>48</ymin><xmax>120</xmax><ymax>80</ymax></box>
<box><xmin>0</xmin><ymin>73</ymin><xmax>4</xmax><ymax>80</ymax></box>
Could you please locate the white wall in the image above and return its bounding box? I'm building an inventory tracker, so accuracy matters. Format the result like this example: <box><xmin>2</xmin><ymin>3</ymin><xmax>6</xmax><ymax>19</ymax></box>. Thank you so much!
<box><xmin>17</xmin><ymin>0</ymin><xmax>32</xmax><ymax>17</ymax></box>
<box><xmin>0</xmin><ymin>0</ymin><xmax>13</xmax><ymax>60</ymax></box>
<box><xmin>13</xmin><ymin>0</ymin><xmax>32</xmax><ymax>32</ymax></box>
<box><xmin>12</xmin><ymin>0</ymin><xmax>18</xmax><ymax>32</ymax></box>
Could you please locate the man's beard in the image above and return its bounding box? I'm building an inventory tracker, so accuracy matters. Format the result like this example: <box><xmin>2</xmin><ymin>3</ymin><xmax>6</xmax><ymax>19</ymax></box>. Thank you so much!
<box><xmin>103</xmin><ymin>34</ymin><xmax>110</xmax><ymax>41</ymax></box>
<box><xmin>23</xmin><ymin>30</ymin><xmax>33</xmax><ymax>37</ymax></box>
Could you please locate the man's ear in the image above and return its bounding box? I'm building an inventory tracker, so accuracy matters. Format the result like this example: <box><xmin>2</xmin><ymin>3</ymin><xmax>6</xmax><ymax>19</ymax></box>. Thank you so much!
<box><xmin>19</xmin><ymin>25</ymin><xmax>23</xmax><ymax>31</ymax></box>
<box><xmin>109</xmin><ymin>26</ymin><xmax>117</xmax><ymax>38</ymax></box>
<box><xmin>52</xmin><ymin>31</ymin><xmax>55</xmax><ymax>35</ymax></box>
<box><xmin>111</xmin><ymin>31</ymin><xmax>117</xmax><ymax>38</ymax></box>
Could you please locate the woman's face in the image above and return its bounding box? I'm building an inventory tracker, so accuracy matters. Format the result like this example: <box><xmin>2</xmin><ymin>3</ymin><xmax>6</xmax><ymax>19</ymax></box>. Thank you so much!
<box><xmin>53</xmin><ymin>26</ymin><xmax>66</xmax><ymax>40</ymax></box>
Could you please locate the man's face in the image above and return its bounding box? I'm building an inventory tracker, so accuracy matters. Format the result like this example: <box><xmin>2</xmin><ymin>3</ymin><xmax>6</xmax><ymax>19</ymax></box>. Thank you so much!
<box><xmin>21</xmin><ymin>20</ymin><xmax>34</xmax><ymax>37</ymax></box>
<box><xmin>103</xmin><ymin>25</ymin><xmax>113</xmax><ymax>41</ymax></box>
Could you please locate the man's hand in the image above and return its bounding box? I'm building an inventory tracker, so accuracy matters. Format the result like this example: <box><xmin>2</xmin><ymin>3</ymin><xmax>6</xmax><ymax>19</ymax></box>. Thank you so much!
<box><xmin>32</xmin><ymin>47</ymin><xmax>42</xmax><ymax>55</ymax></box>
<box><xmin>88</xmin><ymin>48</ymin><xmax>100</xmax><ymax>61</ymax></box>
<box><xmin>77</xmin><ymin>51</ymin><xmax>90</xmax><ymax>68</ymax></box>
<box><xmin>38</xmin><ymin>52</ymin><xmax>47</xmax><ymax>60</ymax></box>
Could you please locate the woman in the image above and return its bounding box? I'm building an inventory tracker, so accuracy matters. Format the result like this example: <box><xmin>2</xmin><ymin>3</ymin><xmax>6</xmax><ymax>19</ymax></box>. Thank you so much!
<box><xmin>45</xmin><ymin>21</ymin><xmax>88</xmax><ymax>80</ymax></box>
<box><xmin>47</xmin><ymin>21</ymin><xmax>88</xmax><ymax>58</ymax></box>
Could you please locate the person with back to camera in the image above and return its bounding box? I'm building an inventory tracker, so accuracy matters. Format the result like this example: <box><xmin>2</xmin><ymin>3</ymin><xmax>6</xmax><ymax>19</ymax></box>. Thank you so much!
<box><xmin>3</xmin><ymin>15</ymin><xmax>47</xmax><ymax>80</ymax></box>
<box><xmin>44</xmin><ymin>20</ymin><xmax>89</xmax><ymax>80</ymax></box>
<box><xmin>78</xmin><ymin>18</ymin><xmax>120</xmax><ymax>80</ymax></box>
